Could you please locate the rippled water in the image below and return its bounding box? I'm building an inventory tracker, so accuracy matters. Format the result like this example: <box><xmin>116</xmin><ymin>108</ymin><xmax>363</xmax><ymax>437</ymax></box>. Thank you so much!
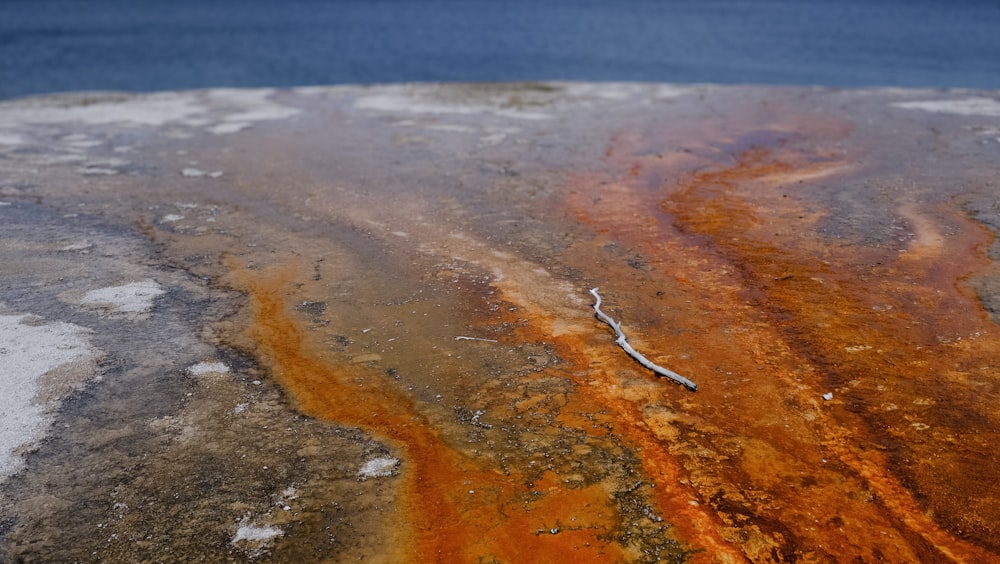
<box><xmin>3</xmin><ymin>0</ymin><xmax>1000</xmax><ymax>99</ymax></box>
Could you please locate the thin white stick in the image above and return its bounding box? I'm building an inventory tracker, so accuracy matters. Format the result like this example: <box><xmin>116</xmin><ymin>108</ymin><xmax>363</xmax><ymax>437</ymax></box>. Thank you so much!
<box><xmin>454</xmin><ymin>336</ymin><xmax>499</xmax><ymax>343</ymax></box>
<box><xmin>589</xmin><ymin>288</ymin><xmax>698</xmax><ymax>391</ymax></box>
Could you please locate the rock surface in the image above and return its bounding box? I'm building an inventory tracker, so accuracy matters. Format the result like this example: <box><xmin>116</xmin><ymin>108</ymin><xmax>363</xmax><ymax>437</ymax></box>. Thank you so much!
<box><xmin>1</xmin><ymin>83</ymin><xmax>999</xmax><ymax>562</ymax></box>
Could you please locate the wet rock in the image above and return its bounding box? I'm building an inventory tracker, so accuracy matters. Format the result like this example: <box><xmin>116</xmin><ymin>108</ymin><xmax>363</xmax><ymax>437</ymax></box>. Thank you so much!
<box><xmin>3</xmin><ymin>83</ymin><xmax>1000</xmax><ymax>562</ymax></box>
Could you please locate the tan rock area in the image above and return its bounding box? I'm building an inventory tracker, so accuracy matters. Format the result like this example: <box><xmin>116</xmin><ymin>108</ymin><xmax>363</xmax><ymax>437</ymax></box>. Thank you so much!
<box><xmin>1</xmin><ymin>83</ymin><xmax>999</xmax><ymax>562</ymax></box>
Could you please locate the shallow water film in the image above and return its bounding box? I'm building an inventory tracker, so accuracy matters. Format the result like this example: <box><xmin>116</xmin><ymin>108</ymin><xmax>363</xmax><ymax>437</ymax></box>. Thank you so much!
<box><xmin>1</xmin><ymin>84</ymin><xmax>999</xmax><ymax>562</ymax></box>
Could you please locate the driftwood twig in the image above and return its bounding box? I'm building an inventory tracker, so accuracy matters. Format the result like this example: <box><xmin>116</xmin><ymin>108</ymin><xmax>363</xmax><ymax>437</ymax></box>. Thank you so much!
<box><xmin>454</xmin><ymin>336</ymin><xmax>499</xmax><ymax>343</ymax></box>
<box><xmin>590</xmin><ymin>288</ymin><xmax>698</xmax><ymax>391</ymax></box>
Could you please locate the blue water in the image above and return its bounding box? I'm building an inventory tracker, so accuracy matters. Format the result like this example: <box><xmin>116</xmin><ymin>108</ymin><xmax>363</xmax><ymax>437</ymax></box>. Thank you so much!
<box><xmin>2</xmin><ymin>0</ymin><xmax>1000</xmax><ymax>100</ymax></box>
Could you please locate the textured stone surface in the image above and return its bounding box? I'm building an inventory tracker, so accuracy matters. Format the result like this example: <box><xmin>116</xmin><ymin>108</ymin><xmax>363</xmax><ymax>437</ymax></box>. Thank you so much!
<box><xmin>1</xmin><ymin>83</ymin><xmax>999</xmax><ymax>562</ymax></box>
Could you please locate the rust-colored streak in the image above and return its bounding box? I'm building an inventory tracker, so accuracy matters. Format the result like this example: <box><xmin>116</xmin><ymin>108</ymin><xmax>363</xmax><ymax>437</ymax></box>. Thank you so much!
<box><xmin>233</xmin><ymin>262</ymin><xmax>444</xmax><ymax>561</ymax></box>
<box><xmin>15</xmin><ymin>85</ymin><xmax>1000</xmax><ymax>563</ymax></box>
<box><xmin>559</xmin><ymin>127</ymin><xmax>1000</xmax><ymax>560</ymax></box>
<box><xmin>555</xmin><ymin>337</ymin><xmax>750</xmax><ymax>564</ymax></box>
<box><xmin>224</xmin><ymin>260</ymin><xmax>629</xmax><ymax>563</ymax></box>
<box><xmin>664</xmin><ymin>151</ymin><xmax>1000</xmax><ymax>561</ymax></box>
<box><xmin>161</xmin><ymin>101</ymin><xmax>999</xmax><ymax>561</ymax></box>
<box><xmin>499</xmin><ymin>306</ymin><xmax>747</xmax><ymax>563</ymax></box>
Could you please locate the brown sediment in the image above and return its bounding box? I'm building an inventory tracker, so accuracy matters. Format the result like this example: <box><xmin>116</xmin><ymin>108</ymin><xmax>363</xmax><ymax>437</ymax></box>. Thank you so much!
<box><xmin>227</xmin><ymin>260</ymin><xmax>461</xmax><ymax>562</ymax></box>
<box><xmin>187</xmin><ymin>107</ymin><xmax>1000</xmax><ymax>561</ymax></box>
<box><xmin>222</xmin><ymin>258</ymin><xmax>633</xmax><ymax>563</ymax></box>
<box><xmin>138</xmin><ymin>91</ymin><xmax>1000</xmax><ymax>560</ymax></box>
<box><xmin>215</xmin><ymin>130</ymin><xmax>1000</xmax><ymax>560</ymax></box>
<box><xmin>6</xmin><ymin>84</ymin><xmax>1000</xmax><ymax>563</ymax></box>
<box><xmin>493</xmin><ymin>302</ymin><xmax>746</xmax><ymax>563</ymax></box>
<box><xmin>665</xmin><ymin>149</ymin><xmax>1000</xmax><ymax>561</ymax></box>
<box><xmin>557</xmin><ymin>125</ymin><xmax>1000</xmax><ymax>560</ymax></box>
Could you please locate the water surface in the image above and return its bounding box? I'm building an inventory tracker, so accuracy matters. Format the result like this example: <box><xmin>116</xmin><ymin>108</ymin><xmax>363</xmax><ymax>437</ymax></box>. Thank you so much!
<box><xmin>3</xmin><ymin>0</ymin><xmax>1000</xmax><ymax>99</ymax></box>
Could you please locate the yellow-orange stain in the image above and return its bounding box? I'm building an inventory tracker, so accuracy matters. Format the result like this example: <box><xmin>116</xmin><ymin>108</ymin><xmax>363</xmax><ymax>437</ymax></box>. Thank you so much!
<box><xmin>667</xmin><ymin>150</ymin><xmax>998</xmax><ymax>561</ymax></box>
<box><xmin>223</xmin><ymin>259</ymin><xmax>630</xmax><ymax>563</ymax></box>
<box><xmin>489</xmin><ymin>286</ymin><xmax>747</xmax><ymax>562</ymax></box>
<box><xmin>165</xmin><ymin>108</ymin><xmax>1000</xmax><ymax>560</ymax></box>
<box><xmin>557</xmin><ymin>127</ymin><xmax>1000</xmax><ymax>561</ymax></box>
